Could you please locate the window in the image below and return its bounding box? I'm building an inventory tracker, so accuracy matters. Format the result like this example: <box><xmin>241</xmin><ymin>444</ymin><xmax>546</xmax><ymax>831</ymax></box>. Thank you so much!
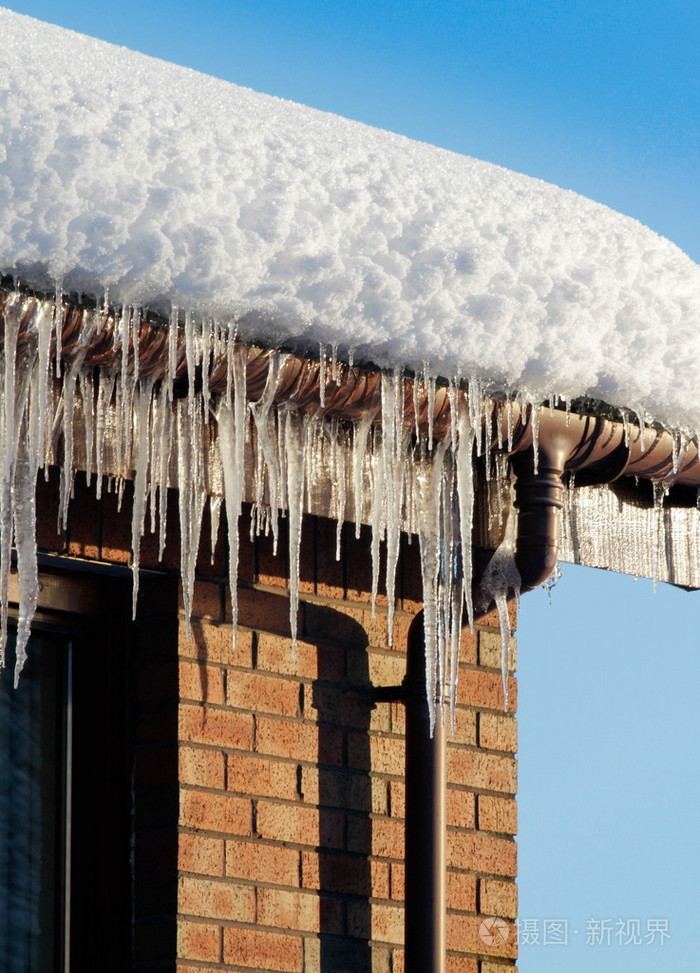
<box><xmin>0</xmin><ymin>570</ymin><xmax>132</xmax><ymax>972</ymax></box>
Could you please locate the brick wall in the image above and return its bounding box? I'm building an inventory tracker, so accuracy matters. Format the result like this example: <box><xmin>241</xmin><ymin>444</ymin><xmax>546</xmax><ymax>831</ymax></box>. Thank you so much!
<box><xmin>33</xmin><ymin>470</ymin><xmax>518</xmax><ymax>972</ymax></box>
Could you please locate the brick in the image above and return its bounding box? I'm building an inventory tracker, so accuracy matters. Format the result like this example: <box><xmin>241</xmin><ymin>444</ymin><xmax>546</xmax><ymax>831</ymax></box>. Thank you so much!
<box><xmin>390</xmin><ymin>862</ymin><xmax>404</xmax><ymax>899</ymax></box>
<box><xmin>177</xmin><ymin>920</ymin><xmax>220</xmax><ymax>962</ymax></box>
<box><xmin>257</xmin><ymin>888</ymin><xmax>343</xmax><ymax>935</ymax></box>
<box><xmin>478</xmin><ymin>631</ymin><xmax>517</xmax><ymax>671</ymax></box>
<box><xmin>255</xmin><ymin>716</ymin><xmax>343</xmax><ymax>766</ymax></box>
<box><xmin>227</xmin><ymin>670</ymin><xmax>301</xmax><ymax>717</ymax></box>
<box><xmin>179</xmin><ymin>660</ymin><xmax>225</xmax><ymax>704</ymax></box>
<box><xmin>478</xmin><ymin>795</ymin><xmax>517</xmax><ymax>836</ymax></box>
<box><xmin>480</xmin><ymin>879</ymin><xmax>517</xmax><ymax>919</ymax></box>
<box><xmin>179</xmin><ymin>621</ymin><xmax>253</xmax><ymax>667</ymax></box>
<box><xmin>303</xmin><ymin>683</ymin><xmax>377</xmax><ymax>729</ymax></box>
<box><xmin>447</xmin><ymin>789</ymin><xmax>476</xmax><ymax>830</ymax></box>
<box><xmin>178</xmin><ymin>833</ymin><xmax>225</xmax><ymax>877</ymax></box>
<box><xmin>389</xmin><ymin>780</ymin><xmax>405</xmax><ymax>818</ymax></box>
<box><xmin>456</xmin><ymin>669</ymin><xmax>517</xmax><ymax>712</ymax></box>
<box><xmin>223</xmin><ymin>927</ymin><xmax>303</xmax><ymax>971</ymax></box>
<box><xmin>225</xmin><ymin>840</ymin><xmax>300</xmax><ymax>886</ymax></box>
<box><xmin>347</xmin><ymin>901</ymin><xmax>404</xmax><ymax>944</ymax></box>
<box><xmin>348</xmin><ymin>648</ymin><xmax>406</xmax><ymax>689</ymax></box>
<box><xmin>179</xmin><ymin>746</ymin><xmax>225</xmax><ymax>790</ymax></box>
<box><xmin>178</xmin><ymin>581</ymin><xmax>223</xmax><ymax>621</ymax></box>
<box><xmin>256</xmin><ymin>632</ymin><xmax>344</xmax><ymax>681</ymax></box>
<box><xmin>443</xmin><ymin>707</ymin><xmax>477</xmax><ymax>746</ymax></box>
<box><xmin>301</xmin><ymin>852</ymin><xmax>389</xmax><ymax>898</ymax></box>
<box><xmin>315</xmin><ymin>518</ymin><xmax>346</xmax><ymax>600</ymax></box>
<box><xmin>347</xmin><ymin>816</ymin><xmax>404</xmax><ymax>859</ymax></box>
<box><xmin>446</xmin><ymin>957</ymin><xmax>478</xmax><ymax>973</ymax></box>
<box><xmin>179</xmin><ymin>704</ymin><xmax>253</xmax><ymax>750</ymax></box>
<box><xmin>228</xmin><ymin>753</ymin><xmax>299</xmax><ymax>800</ymax></box>
<box><xmin>348</xmin><ymin>733</ymin><xmax>405</xmax><ymax>777</ymax></box>
<box><xmin>458</xmin><ymin>627</ymin><xmax>478</xmax><ymax>665</ymax></box>
<box><xmin>447</xmin><ymin>871</ymin><xmax>477</xmax><ymax>913</ymax></box>
<box><xmin>300</xmin><ymin>767</ymin><xmax>388</xmax><ymax>815</ymax></box>
<box><xmin>177</xmin><ymin>876</ymin><xmax>254</xmax><ymax>922</ymax></box>
<box><xmin>479</xmin><ymin>962</ymin><xmax>516</xmax><ymax>973</ymax></box>
<box><xmin>478</xmin><ymin>713</ymin><xmax>517</xmax><ymax>753</ymax></box>
<box><xmin>255</xmin><ymin>802</ymin><xmax>344</xmax><ymax>849</ymax></box>
<box><xmin>446</xmin><ymin>913</ymin><xmax>516</xmax><ymax>959</ymax></box>
<box><xmin>303</xmin><ymin>599</ymin><xmax>372</xmax><ymax>649</ymax></box>
<box><xmin>448</xmin><ymin>833</ymin><xmax>516</xmax><ymax>878</ymax></box>
<box><xmin>477</xmin><ymin>598</ymin><xmax>518</xmax><ymax>634</ymax></box>
<box><xmin>303</xmin><ymin>936</ymin><xmax>320</xmax><ymax>973</ymax></box>
<box><xmin>447</xmin><ymin>750</ymin><xmax>516</xmax><ymax>794</ymax></box>
<box><xmin>179</xmin><ymin>790</ymin><xmax>250</xmax><ymax>836</ymax></box>
<box><xmin>234</xmin><ymin>585</ymin><xmax>294</xmax><ymax>633</ymax></box>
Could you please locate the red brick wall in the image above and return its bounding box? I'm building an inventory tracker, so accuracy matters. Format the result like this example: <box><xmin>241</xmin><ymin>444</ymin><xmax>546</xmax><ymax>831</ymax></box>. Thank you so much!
<box><xmin>32</xmin><ymin>470</ymin><xmax>518</xmax><ymax>972</ymax></box>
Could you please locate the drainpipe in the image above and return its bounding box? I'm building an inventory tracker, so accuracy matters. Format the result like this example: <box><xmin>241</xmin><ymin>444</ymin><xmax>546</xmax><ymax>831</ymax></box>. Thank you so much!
<box><xmin>403</xmin><ymin>612</ymin><xmax>446</xmax><ymax>973</ymax></box>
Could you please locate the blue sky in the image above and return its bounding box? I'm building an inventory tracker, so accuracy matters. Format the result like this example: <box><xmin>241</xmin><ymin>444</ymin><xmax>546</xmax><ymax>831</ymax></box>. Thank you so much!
<box><xmin>6</xmin><ymin>2</ymin><xmax>699</xmax><ymax>969</ymax></box>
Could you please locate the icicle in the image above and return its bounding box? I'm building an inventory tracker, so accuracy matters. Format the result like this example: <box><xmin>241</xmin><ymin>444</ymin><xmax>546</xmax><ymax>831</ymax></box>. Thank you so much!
<box><xmin>131</xmin><ymin>306</ymin><xmax>141</xmax><ymax>383</ymax></box>
<box><xmin>155</xmin><ymin>379</ymin><xmax>174</xmax><ymax>559</ymax></box>
<box><xmin>79</xmin><ymin>369</ymin><xmax>95</xmax><ymax>488</ymax></box>
<box><xmin>284</xmin><ymin>410</ymin><xmax>305</xmax><ymax>656</ymax></box>
<box><xmin>412</xmin><ymin>372</ymin><xmax>421</xmax><ymax>441</ymax></box>
<box><xmin>506</xmin><ymin>396</ymin><xmax>514</xmax><ymax>452</ymax></box>
<box><xmin>130</xmin><ymin>377</ymin><xmax>155</xmax><ymax>618</ymax></box>
<box><xmin>0</xmin><ymin>295</ymin><xmax>29</xmax><ymax>667</ymax></box>
<box><xmin>168</xmin><ymin>306</ymin><xmax>179</xmax><ymax>402</ymax></box>
<box><xmin>652</xmin><ymin>479</ymin><xmax>670</xmax><ymax>584</ymax></box>
<box><xmin>531</xmin><ymin>401</ymin><xmax>541</xmax><ymax>475</ymax></box>
<box><xmin>318</xmin><ymin>343</ymin><xmax>327</xmax><ymax>408</ymax></box>
<box><xmin>479</xmin><ymin>492</ymin><xmax>521</xmax><ymax>712</ymax></box>
<box><xmin>416</xmin><ymin>438</ymin><xmax>449</xmax><ymax>732</ymax></box>
<box><xmin>209</xmin><ymin>494</ymin><xmax>222</xmax><ymax>564</ymax></box>
<box><xmin>425</xmin><ymin>368</ymin><xmax>436</xmax><ymax>451</ymax></box>
<box><xmin>495</xmin><ymin>592</ymin><xmax>512</xmax><ymax>712</ymax></box>
<box><xmin>176</xmin><ymin>397</ymin><xmax>206</xmax><ymax>639</ymax></box>
<box><xmin>95</xmin><ymin>371</ymin><xmax>116</xmax><ymax>498</ymax></box>
<box><xmin>621</xmin><ymin>408</ymin><xmax>630</xmax><ymax>448</ymax></box>
<box><xmin>184</xmin><ymin>310</ymin><xmax>197</xmax><ymax>418</ymax></box>
<box><xmin>217</xmin><ymin>346</ymin><xmax>248</xmax><ymax>647</ymax></box>
<box><xmin>58</xmin><ymin>329</ymin><xmax>91</xmax><ymax>532</ymax></box>
<box><xmin>201</xmin><ymin>317</ymin><xmax>212</xmax><ymax>423</ymax></box>
<box><xmin>330</xmin><ymin>342</ymin><xmax>339</xmax><ymax>383</ymax></box>
<box><xmin>380</xmin><ymin>369</ymin><xmax>405</xmax><ymax>645</ymax></box>
<box><xmin>250</xmin><ymin>353</ymin><xmax>285</xmax><ymax>555</ymax></box>
<box><xmin>54</xmin><ymin>279</ymin><xmax>63</xmax><ymax>377</ymax></box>
<box><xmin>369</xmin><ymin>434</ymin><xmax>385</xmax><ymax>616</ymax></box>
<box><xmin>456</xmin><ymin>401</ymin><xmax>476</xmax><ymax>634</ymax></box>
<box><xmin>12</xmin><ymin>417</ymin><xmax>39</xmax><ymax>685</ymax></box>
<box><xmin>352</xmin><ymin>412</ymin><xmax>373</xmax><ymax>538</ymax></box>
<box><xmin>29</xmin><ymin>302</ymin><xmax>52</xmax><ymax>474</ymax></box>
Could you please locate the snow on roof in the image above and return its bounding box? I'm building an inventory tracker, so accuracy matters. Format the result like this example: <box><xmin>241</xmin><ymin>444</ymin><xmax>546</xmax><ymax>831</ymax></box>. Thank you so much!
<box><xmin>1</xmin><ymin>7</ymin><xmax>699</xmax><ymax>432</ymax></box>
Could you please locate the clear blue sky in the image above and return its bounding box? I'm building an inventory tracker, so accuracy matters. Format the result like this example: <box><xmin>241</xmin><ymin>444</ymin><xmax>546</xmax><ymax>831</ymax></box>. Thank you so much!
<box><xmin>7</xmin><ymin>2</ymin><xmax>699</xmax><ymax>969</ymax></box>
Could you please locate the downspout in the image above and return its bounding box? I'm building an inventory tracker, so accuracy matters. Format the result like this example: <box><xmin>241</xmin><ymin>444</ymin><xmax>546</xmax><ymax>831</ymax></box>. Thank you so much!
<box><xmin>400</xmin><ymin>439</ymin><xmax>573</xmax><ymax>973</ymax></box>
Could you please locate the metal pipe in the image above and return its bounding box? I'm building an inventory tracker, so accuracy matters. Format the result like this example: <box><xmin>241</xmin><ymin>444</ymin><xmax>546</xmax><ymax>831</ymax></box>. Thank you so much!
<box><xmin>403</xmin><ymin>612</ymin><xmax>447</xmax><ymax>973</ymax></box>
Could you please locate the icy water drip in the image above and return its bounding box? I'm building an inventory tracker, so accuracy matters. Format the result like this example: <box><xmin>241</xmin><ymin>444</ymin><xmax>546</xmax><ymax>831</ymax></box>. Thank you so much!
<box><xmin>2</xmin><ymin>292</ymin><xmax>528</xmax><ymax>715</ymax></box>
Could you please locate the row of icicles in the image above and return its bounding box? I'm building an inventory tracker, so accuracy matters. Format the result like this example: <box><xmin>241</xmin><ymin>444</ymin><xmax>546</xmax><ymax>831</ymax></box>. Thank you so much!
<box><xmin>0</xmin><ymin>290</ymin><xmax>559</xmax><ymax>725</ymax></box>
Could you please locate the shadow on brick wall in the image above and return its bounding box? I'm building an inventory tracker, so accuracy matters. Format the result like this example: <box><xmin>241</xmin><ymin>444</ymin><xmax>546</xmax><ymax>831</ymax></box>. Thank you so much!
<box><xmin>307</xmin><ymin>602</ymin><xmax>374</xmax><ymax>973</ymax></box>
